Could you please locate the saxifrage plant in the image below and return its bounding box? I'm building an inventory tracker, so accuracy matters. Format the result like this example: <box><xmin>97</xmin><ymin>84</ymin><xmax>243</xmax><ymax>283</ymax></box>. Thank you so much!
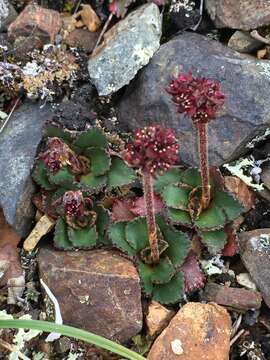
<box><xmin>154</xmin><ymin>71</ymin><xmax>244</xmax><ymax>254</ymax></box>
<box><xmin>32</xmin><ymin>124</ymin><xmax>135</xmax><ymax>249</ymax></box>
<box><xmin>109</xmin><ymin>126</ymin><xmax>191</xmax><ymax>304</ymax></box>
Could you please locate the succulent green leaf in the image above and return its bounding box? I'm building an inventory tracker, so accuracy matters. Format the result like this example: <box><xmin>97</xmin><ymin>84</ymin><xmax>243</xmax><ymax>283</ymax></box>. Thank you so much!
<box><xmin>195</xmin><ymin>190</ymin><xmax>243</xmax><ymax>230</ymax></box>
<box><xmin>181</xmin><ymin>168</ymin><xmax>202</xmax><ymax>187</ymax></box>
<box><xmin>200</xmin><ymin>229</ymin><xmax>227</xmax><ymax>254</ymax></box>
<box><xmin>80</xmin><ymin>173</ymin><xmax>107</xmax><ymax>190</ymax></box>
<box><xmin>84</xmin><ymin>148</ymin><xmax>111</xmax><ymax>176</ymax></box>
<box><xmin>32</xmin><ymin>160</ymin><xmax>55</xmax><ymax>190</ymax></box>
<box><xmin>68</xmin><ymin>226</ymin><xmax>97</xmax><ymax>248</ymax></box>
<box><xmin>157</xmin><ymin>217</ymin><xmax>190</xmax><ymax>267</ymax></box>
<box><xmin>44</xmin><ymin>124</ymin><xmax>72</xmax><ymax>143</ymax></box>
<box><xmin>150</xmin><ymin>257</ymin><xmax>175</xmax><ymax>284</ymax></box>
<box><xmin>95</xmin><ymin>206</ymin><xmax>110</xmax><ymax>245</ymax></box>
<box><xmin>154</xmin><ymin>168</ymin><xmax>183</xmax><ymax>193</ymax></box>
<box><xmin>125</xmin><ymin>217</ymin><xmax>149</xmax><ymax>252</ymax></box>
<box><xmin>167</xmin><ymin>208</ymin><xmax>192</xmax><ymax>226</ymax></box>
<box><xmin>54</xmin><ymin>218</ymin><xmax>73</xmax><ymax>250</ymax></box>
<box><xmin>109</xmin><ymin>222</ymin><xmax>136</xmax><ymax>256</ymax></box>
<box><xmin>152</xmin><ymin>272</ymin><xmax>184</xmax><ymax>304</ymax></box>
<box><xmin>138</xmin><ymin>261</ymin><xmax>154</xmax><ymax>295</ymax></box>
<box><xmin>215</xmin><ymin>191</ymin><xmax>243</xmax><ymax>222</ymax></box>
<box><xmin>48</xmin><ymin>167</ymin><xmax>75</xmax><ymax>188</ymax></box>
<box><xmin>107</xmin><ymin>156</ymin><xmax>136</xmax><ymax>188</ymax></box>
<box><xmin>74</xmin><ymin>128</ymin><xmax>107</xmax><ymax>149</ymax></box>
<box><xmin>162</xmin><ymin>184</ymin><xmax>190</xmax><ymax>210</ymax></box>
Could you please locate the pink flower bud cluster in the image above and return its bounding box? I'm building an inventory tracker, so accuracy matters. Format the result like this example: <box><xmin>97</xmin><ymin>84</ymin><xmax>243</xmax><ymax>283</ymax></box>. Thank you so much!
<box><xmin>166</xmin><ymin>72</ymin><xmax>225</xmax><ymax>125</ymax></box>
<box><xmin>124</xmin><ymin>126</ymin><xmax>179</xmax><ymax>175</ymax></box>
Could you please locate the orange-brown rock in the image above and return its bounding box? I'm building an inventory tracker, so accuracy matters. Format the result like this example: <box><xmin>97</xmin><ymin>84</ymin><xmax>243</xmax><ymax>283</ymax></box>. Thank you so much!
<box><xmin>224</xmin><ymin>176</ymin><xmax>256</xmax><ymax>211</ymax></box>
<box><xmin>148</xmin><ymin>302</ymin><xmax>231</xmax><ymax>360</ymax></box>
<box><xmin>38</xmin><ymin>247</ymin><xmax>142</xmax><ymax>343</ymax></box>
<box><xmin>146</xmin><ymin>301</ymin><xmax>175</xmax><ymax>337</ymax></box>
<box><xmin>8</xmin><ymin>4</ymin><xmax>62</xmax><ymax>43</ymax></box>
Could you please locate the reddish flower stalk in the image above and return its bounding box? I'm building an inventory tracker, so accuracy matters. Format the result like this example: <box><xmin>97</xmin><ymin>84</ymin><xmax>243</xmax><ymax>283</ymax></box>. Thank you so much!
<box><xmin>166</xmin><ymin>71</ymin><xmax>225</xmax><ymax>209</ymax></box>
<box><xmin>124</xmin><ymin>126</ymin><xmax>179</xmax><ymax>264</ymax></box>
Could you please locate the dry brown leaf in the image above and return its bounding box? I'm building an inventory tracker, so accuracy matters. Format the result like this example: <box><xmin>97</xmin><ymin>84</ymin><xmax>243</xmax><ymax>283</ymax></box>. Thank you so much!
<box><xmin>23</xmin><ymin>214</ymin><xmax>55</xmax><ymax>252</ymax></box>
<box><xmin>257</xmin><ymin>48</ymin><xmax>267</xmax><ymax>59</ymax></box>
<box><xmin>73</xmin><ymin>4</ymin><xmax>101</xmax><ymax>32</ymax></box>
<box><xmin>224</xmin><ymin>176</ymin><xmax>256</xmax><ymax>211</ymax></box>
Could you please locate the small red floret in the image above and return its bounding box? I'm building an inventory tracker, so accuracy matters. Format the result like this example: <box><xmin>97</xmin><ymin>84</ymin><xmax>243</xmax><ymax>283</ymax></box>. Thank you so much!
<box><xmin>62</xmin><ymin>190</ymin><xmax>85</xmax><ymax>218</ymax></box>
<box><xmin>166</xmin><ymin>71</ymin><xmax>225</xmax><ymax>125</ymax></box>
<box><xmin>124</xmin><ymin>125</ymin><xmax>179</xmax><ymax>175</ymax></box>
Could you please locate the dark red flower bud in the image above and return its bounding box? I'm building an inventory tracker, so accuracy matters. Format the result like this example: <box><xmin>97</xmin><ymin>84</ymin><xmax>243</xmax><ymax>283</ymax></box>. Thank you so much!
<box><xmin>62</xmin><ymin>190</ymin><xmax>85</xmax><ymax>218</ymax></box>
<box><xmin>166</xmin><ymin>71</ymin><xmax>225</xmax><ymax>126</ymax></box>
<box><xmin>124</xmin><ymin>126</ymin><xmax>179</xmax><ymax>175</ymax></box>
<box><xmin>40</xmin><ymin>137</ymin><xmax>82</xmax><ymax>174</ymax></box>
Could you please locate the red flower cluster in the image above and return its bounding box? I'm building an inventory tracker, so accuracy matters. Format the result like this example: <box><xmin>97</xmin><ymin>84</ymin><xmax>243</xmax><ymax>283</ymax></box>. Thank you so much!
<box><xmin>40</xmin><ymin>138</ymin><xmax>82</xmax><ymax>174</ymax></box>
<box><xmin>124</xmin><ymin>126</ymin><xmax>179</xmax><ymax>175</ymax></box>
<box><xmin>166</xmin><ymin>72</ymin><xmax>225</xmax><ymax>125</ymax></box>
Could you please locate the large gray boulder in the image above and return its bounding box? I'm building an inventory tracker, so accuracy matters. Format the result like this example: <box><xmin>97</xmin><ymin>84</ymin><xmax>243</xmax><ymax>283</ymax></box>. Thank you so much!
<box><xmin>0</xmin><ymin>101</ymin><xmax>52</xmax><ymax>237</ymax></box>
<box><xmin>88</xmin><ymin>3</ymin><xmax>162</xmax><ymax>96</ymax></box>
<box><xmin>117</xmin><ymin>32</ymin><xmax>270</xmax><ymax>166</ymax></box>
<box><xmin>205</xmin><ymin>0</ymin><xmax>270</xmax><ymax>30</ymax></box>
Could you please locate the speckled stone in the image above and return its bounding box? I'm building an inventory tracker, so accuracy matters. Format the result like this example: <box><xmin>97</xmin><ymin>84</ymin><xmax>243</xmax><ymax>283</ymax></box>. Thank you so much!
<box><xmin>38</xmin><ymin>247</ymin><xmax>143</xmax><ymax>343</ymax></box>
<box><xmin>0</xmin><ymin>101</ymin><xmax>52</xmax><ymax>237</ymax></box>
<box><xmin>88</xmin><ymin>3</ymin><xmax>161</xmax><ymax>96</ymax></box>
<box><xmin>117</xmin><ymin>32</ymin><xmax>270</xmax><ymax>166</ymax></box>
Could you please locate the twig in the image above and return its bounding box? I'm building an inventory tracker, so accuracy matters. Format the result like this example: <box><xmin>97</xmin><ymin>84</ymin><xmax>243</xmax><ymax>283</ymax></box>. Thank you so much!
<box><xmin>230</xmin><ymin>329</ymin><xmax>245</xmax><ymax>347</ymax></box>
<box><xmin>250</xmin><ymin>30</ymin><xmax>270</xmax><ymax>45</ymax></box>
<box><xmin>0</xmin><ymin>339</ymin><xmax>30</xmax><ymax>360</ymax></box>
<box><xmin>192</xmin><ymin>0</ymin><xmax>204</xmax><ymax>31</ymax></box>
<box><xmin>231</xmin><ymin>314</ymin><xmax>242</xmax><ymax>338</ymax></box>
<box><xmin>92</xmin><ymin>13</ymin><xmax>113</xmax><ymax>54</ymax></box>
<box><xmin>73</xmin><ymin>0</ymin><xmax>83</xmax><ymax>15</ymax></box>
<box><xmin>0</xmin><ymin>97</ymin><xmax>20</xmax><ymax>135</ymax></box>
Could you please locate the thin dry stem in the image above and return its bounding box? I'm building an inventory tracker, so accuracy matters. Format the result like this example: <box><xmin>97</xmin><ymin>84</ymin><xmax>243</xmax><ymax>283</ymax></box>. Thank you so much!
<box><xmin>197</xmin><ymin>122</ymin><xmax>211</xmax><ymax>209</ymax></box>
<box><xmin>143</xmin><ymin>172</ymin><xmax>159</xmax><ymax>264</ymax></box>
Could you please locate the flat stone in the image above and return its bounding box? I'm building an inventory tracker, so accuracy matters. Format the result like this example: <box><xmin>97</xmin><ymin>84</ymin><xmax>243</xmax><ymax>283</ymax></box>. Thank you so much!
<box><xmin>117</xmin><ymin>32</ymin><xmax>270</xmax><ymax>166</ymax></box>
<box><xmin>228</xmin><ymin>31</ymin><xmax>263</xmax><ymax>53</ymax></box>
<box><xmin>205</xmin><ymin>0</ymin><xmax>270</xmax><ymax>30</ymax></box>
<box><xmin>88</xmin><ymin>3</ymin><xmax>161</xmax><ymax>96</ymax></box>
<box><xmin>65</xmin><ymin>28</ymin><xmax>100</xmax><ymax>54</ymax></box>
<box><xmin>0</xmin><ymin>101</ymin><xmax>52</xmax><ymax>237</ymax></box>
<box><xmin>146</xmin><ymin>300</ymin><xmax>175</xmax><ymax>337</ymax></box>
<box><xmin>0</xmin><ymin>0</ymin><xmax>17</xmax><ymax>31</ymax></box>
<box><xmin>203</xmin><ymin>283</ymin><xmax>262</xmax><ymax>311</ymax></box>
<box><xmin>38</xmin><ymin>247</ymin><xmax>142</xmax><ymax>343</ymax></box>
<box><xmin>8</xmin><ymin>4</ymin><xmax>62</xmax><ymax>44</ymax></box>
<box><xmin>148</xmin><ymin>302</ymin><xmax>231</xmax><ymax>360</ymax></box>
<box><xmin>239</xmin><ymin>229</ymin><xmax>270</xmax><ymax>308</ymax></box>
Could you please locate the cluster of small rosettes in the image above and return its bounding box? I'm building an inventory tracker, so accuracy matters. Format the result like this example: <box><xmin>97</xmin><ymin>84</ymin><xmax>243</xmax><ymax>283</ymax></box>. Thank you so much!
<box><xmin>40</xmin><ymin>137</ymin><xmax>82</xmax><ymax>174</ymax></box>
<box><xmin>166</xmin><ymin>71</ymin><xmax>225</xmax><ymax>126</ymax></box>
<box><xmin>124</xmin><ymin>125</ymin><xmax>179</xmax><ymax>175</ymax></box>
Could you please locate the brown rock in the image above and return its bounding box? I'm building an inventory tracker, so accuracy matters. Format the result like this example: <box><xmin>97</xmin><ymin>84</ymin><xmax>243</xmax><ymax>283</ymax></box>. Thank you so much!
<box><xmin>8</xmin><ymin>4</ymin><xmax>62</xmax><ymax>44</ymax></box>
<box><xmin>224</xmin><ymin>176</ymin><xmax>256</xmax><ymax>212</ymax></box>
<box><xmin>205</xmin><ymin>0</ymin><xmax>270</xmax><ymax>30</ymax></box>
<box><xmin>38</xmin><ymin>247</ymin><xmax>142</xmax><ymax>343</ymax></box>
<box><xmin>65</xmin><ymin>29</ymin><xmax>100</xmax><ymax>53</ymax></box>
<box><xmin>203</xmin><ymin>283</ymin><xmax>262</xmax><ymax>311</ymax></box>
<box><xmin>148</xmin><ymin>302</ymin><xmax>231</xmax><ymax>360</ymax></box>
<box><xmin>239</xmin><ymin>229</ymin><xmax>270</xmax><ymax>308</ymax></box>
<box><xmin>146</xmin><ymin>301</ymin><xmax>175</xmax><ymax>337</ymax></box>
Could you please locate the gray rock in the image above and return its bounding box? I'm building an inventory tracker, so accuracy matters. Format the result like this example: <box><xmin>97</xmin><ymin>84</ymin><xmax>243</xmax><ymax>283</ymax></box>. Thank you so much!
<box><xmin>38</xmin><ymin>247</ymin><xmax>143</xmax><ymax>343</ymax></box>
<box><xmin>117</xmin><ymin>32</ymin><xmax>270</xmax><ymax>166</ymax></box>
<box><xmin>228</xmin><ymin>31</ymin><xmax>263</xmax><ymax>53</ymax></box>
<box><xmin>205</xmin><ymin>0</ymin><xmax>270</xmax><ymax>30</ymax></box>
<box><xmin>0</xmin><ymin>101</ymin><xmax>52</xmax><ymax>237</ymax></box>
<box><xmin>239</xmin><ymin>229</ymin><xmax>270</xmax><ymax>307</ymax></box>
<box><xmin>88</xmin><ymin>3</ymin><xmax>161</xmax><ymax>96</ymax></box>
<box><xmin>0</xmin><ymin>0</ymin><xmax>17</xmax><ymax>31</ymax></box>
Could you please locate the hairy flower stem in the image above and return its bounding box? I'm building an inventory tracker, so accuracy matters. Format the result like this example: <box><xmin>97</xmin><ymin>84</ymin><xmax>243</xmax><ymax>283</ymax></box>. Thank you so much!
<box><xmin>197</xmin><ymin>122</ymin><xmax>211</xmax><ymax>209</ymax></box>
<box><xmin>143</xmin><ymin>172</ymin><xmax>159</xmax><ymax>264</ymax></box>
